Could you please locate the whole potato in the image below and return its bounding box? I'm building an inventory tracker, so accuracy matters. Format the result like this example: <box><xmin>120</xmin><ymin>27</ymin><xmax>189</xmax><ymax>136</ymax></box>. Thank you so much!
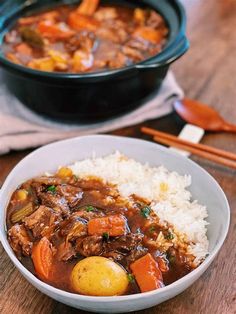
<box><xmin>71</xmin><ymin>256</ymin><xmax>129</xmax><ymax>296</ymax></box>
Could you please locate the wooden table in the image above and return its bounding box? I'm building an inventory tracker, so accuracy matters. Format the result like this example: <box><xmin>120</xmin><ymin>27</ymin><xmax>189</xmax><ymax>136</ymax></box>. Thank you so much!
<box><xmin>0</xmin><ymin>0</ymin><xmax>236</xmax><ymax>313</ymax></box>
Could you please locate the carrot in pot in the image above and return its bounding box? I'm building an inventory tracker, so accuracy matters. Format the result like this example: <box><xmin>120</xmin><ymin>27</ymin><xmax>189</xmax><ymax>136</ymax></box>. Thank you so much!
<box><xmin>68</xmin><ymin>12</ymin><xmax>99</xmax><ymax>32</ymax></box>
<box><xmin>88</xmin><ymin>215</ymin><xmax>126</xmax><ymax>237</ymax></box>
<box><xmin>31</xmin><ymin>237</ymin><xmax>54</xmax><ymax>281</ymax></box>
<box><xmin>130</xmin><ymin>253</ymin><xmax>163</xmax><ymax>292</ymax></box>
<box><xmin>38</xmin><ymin>20</ymin><xmax>75</xmax><ymax>39</ymax></box>
<box><xmin>77</xmin><ymin>0</ymin><xmax>100</xmax><ymax>16</ymax></box>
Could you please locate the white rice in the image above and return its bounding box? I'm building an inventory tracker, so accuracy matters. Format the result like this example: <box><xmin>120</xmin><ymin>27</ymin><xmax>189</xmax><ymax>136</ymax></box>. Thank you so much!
<box><xmin>68</xmin><ymin>151</ymin><xmax>209</xmax><ymax>264</ymax></box>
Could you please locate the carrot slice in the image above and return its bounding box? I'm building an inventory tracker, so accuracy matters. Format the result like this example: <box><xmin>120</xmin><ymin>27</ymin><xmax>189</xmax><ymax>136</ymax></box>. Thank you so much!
<box><xmin>68</xmin><ymin>12</ymin><xmax>99</xmax><ymax>31</ymax></box>
<box><xmin>88</xmin><ymin>215</ymin><xmax>126</xmax><ymax>236</ymax></box>
<box><xmin>31</xmin><ymin>237</ymin><xmax>53</xmax><ymax>281</ymax></box>
<box><xmin>130</xmin><ymin>253</ymin><xmax>163</xmax><ymax>292</ymax></box>
<box><xmin>38</xmin><ymin>20</ymin><xmax>75</xmax><ymax>39</ymax></box>
<box><xmin>77</xmin><ymin>0</ymin><xmax>100</xmax><ymax>16</ymax></box>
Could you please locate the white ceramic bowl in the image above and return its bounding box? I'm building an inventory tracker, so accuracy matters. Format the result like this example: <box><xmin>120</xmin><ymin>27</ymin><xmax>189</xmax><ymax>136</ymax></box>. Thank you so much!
<box><xmin>0</xmin><ymin>135</ymin><xmax>230</xmax><ymax>313</ymax></box>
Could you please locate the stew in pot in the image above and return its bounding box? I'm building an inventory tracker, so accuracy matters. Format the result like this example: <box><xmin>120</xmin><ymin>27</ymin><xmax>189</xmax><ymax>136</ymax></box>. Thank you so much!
<box><xmin>3</xmin><ymin>0</ymin><xmax>168</xmax><ymax>73</ymax></box>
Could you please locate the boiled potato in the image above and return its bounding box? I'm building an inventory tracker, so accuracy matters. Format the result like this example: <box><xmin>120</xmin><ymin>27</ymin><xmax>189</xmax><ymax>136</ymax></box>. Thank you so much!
<box><xmin>71</xmin><ymin>256</ymin><xmax>129</xmax><ymax>296</ymax></box>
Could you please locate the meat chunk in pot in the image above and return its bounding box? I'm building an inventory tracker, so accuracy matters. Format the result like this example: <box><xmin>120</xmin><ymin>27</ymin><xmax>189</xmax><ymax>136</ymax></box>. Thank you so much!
<box><xmin>122</xmin><ymin>46</ymin><xmax>143</xmax><ymax>61</ymax></box>
<box><xmin>103</xmin><ymin>233</ymin><xmax>144</xmax><ymax>261</ymax></box>
<box><xmin>125</xmin><ymin>245</ymin><xmax>148</xmax><ymax>264</ymax></box>
<box><xmin>23</xmin><ymin>205</ymin><xmax>62</xmax><ymax>238</ymax></box>
<box><xmin>57</xmin><ymin>241</ymin><xmax>76</xmax><ymax>261</ymax></box>
<box><xmin>94</xmin><ymin>7</ymin><xmax>118</xmax><ymax>21</ymax></box>
<box><xmin>65</xmin><ymin>32</ymin><xmax>95</xmax><ymax>54</ymax></box>
<box><xmin>56</xmin><ymin>184</ymin><xmax>83</xmax><ymax>208</ymax></box>
<box><xmin>76</xmin><ymin>235</ymin><xmax>103</xmax><ymax>256</ymax></box>
<box><xmin>38</xmin><ymin>192</ymin><xmax>69</xmax><ymax>215</ymax></box>
<box><xmin>105</xmin><ymin>233</ymin><xmax>143</xmax><ymax>253</ymax></box>
<box><xmin>72</xmin><ymin>209</ymin><xmax>105</xmax><ymax>221</ymax></box>
<box><xmin>35</xmin><ymin>183</ymin><xmax>83</xmax><ymax>214</ymax></box>
<box><xmin>8</xmin><ymin>224</ymin><xmax>32</xmax><ymax>256</ymax></box>
<box><xmin>60</xmin><ymin>213</ymin><xmax>87</xmax><ymax>241</ymax></box>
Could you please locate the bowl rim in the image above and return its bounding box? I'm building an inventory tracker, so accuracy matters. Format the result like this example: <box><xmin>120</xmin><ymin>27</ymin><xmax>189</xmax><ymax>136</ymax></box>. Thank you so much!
<box><xmin>0</xmin><ymin>135</ymin><xmax>230</xmax><ymax>302</ymax></box>
<box><xmin>0</xmin><ymin>0</ymin><xmax>187</xmax><ymax>79</ymax></box>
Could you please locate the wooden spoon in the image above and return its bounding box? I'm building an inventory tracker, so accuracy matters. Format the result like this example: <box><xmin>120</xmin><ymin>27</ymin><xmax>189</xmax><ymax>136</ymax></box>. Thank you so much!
<box><xmin>174</xmin><ymin>98</ymin><xmax>236</xmax><ymax>132</ymax></box>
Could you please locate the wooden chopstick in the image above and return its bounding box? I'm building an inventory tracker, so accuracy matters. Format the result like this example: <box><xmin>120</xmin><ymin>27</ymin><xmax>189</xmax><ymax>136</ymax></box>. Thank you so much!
<box><xmin>141</xmin><ymin>127</ymin><xmax>236</xmax><ymax>162</ymax></box>
<box><xmin>153</xmin><ymin>136</ymin><xmax>236</xmax><ymax>170</ymax></box>
<box><xmin>141</xmin><ymin>127</ymin><xmax>236</xmax><ymax>170</ymax></box>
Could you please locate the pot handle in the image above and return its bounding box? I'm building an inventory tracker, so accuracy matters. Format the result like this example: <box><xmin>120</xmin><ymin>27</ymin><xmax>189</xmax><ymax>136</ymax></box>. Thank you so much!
<box><xmin>136</xmin><ymin>36</ymin><xmax>189</xmax><ymax>70</ymax></box>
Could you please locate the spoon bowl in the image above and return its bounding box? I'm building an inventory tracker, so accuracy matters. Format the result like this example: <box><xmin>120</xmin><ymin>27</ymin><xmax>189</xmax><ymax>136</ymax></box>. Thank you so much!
<box><xmin>174</xmin><ymin>98</ymin><xmax>236</xmax><ymax>132</ymax></box>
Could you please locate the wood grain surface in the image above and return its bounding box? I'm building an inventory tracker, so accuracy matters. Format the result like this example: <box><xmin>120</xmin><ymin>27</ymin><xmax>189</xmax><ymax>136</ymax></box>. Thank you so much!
<box><xmin>0</xmin><ymin>0</ymin><xmax>236</xmax><ymax>313</ymax></box>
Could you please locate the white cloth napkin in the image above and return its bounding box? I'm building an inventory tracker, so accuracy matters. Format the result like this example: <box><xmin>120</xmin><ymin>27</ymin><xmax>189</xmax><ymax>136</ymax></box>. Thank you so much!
<box><xmin>0</xmin><ymin>71</ymin><xmax>183</xmax><ymax>155</ymax></box>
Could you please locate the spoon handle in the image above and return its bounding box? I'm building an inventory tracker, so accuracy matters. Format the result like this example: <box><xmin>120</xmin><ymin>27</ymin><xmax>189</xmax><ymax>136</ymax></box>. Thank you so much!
<box><xmin>222</xmin><ymin>122</ymin><xmax>236</xmax><ymax>133</ymax></box>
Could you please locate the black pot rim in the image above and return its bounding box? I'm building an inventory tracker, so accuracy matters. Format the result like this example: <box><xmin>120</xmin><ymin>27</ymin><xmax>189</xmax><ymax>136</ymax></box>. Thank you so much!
<box><xmin>0</xmin><ymin>0</ymin><xmax>188</xmax><ymax>81</ymax></box>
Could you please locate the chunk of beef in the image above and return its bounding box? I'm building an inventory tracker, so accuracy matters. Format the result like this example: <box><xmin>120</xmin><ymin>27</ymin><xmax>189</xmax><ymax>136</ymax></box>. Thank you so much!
<box><xmin>56</xmin><ymin>184</ymin><xmax>83</xmax><ymax>208</ymax></box>
<box><xmin>56</xmin><ymin>241</ymin><xmax>76</xmax><ymax>261</ymax></box>
<box><xmin>96</xmin><ymin>27</ymin><xmax>118</xmax><ymax>43</ymax></box>
<box><xmin>8</xmin><ymin>224</ymin><xmax>32</xmax><ymax>256</ymax></box>
<box><xmin>105</xmin><ymin>233</ymin><xmax>143</xmax><ymax>252</ymax></box>
<box><xmin>60</xmin><ymin>213</ymin><xmax>87</xmax><ymax>241</ymax></box>
<box><xmin>72</xmin><ymin>209</ymin><xmax>105</xmax><ymax>221</ymax></box>
<box><xmin>38</xmin><ymin>191</ymin><xmax>70</xmax><ymax>215</ymax></box>
<box><xmin>65</xmin><ymin>32</ymin><xmax>95</xmax><ymax>54</ymax></box>
<box><xmin>122</xmin><ymin>46</ymin><xmax>143</xmax><ymax>61</ymax></box>
<box><xmin>103</xmin><ymin>250</ymin><xmax>124</xmax><ymax>261</ymax></box>
<box><xmin>36</xmin><ymin>182</ymin><xmax>83</xmax><ymax>213</ymax></box>
<box><xmin>108</xmin><ymin>52</ymin><xmax>128</xmax><ymax>69</ymax></box>
<box><xmin>94</xmin><ymin>7</ymin><xmax>118</xmax><ymax>21</ymax></box>
<box><xmin>125</xmin><ymin>38</ymin><xmax>149</xmax><ymax>52</ymax></box>
<box><xmin>23</xmin><ymin>205</ymin><xmax>62</xmax><ymax>238</ymax></box>
<box><xmin>76</xmin><ymin>235</ymin><xmax>103</xmax><ymax>256</ymax></box>
<box><xmin>125</xmin><ymin>245</ymin><xmax>148</xmax><ymax>264</ymax></box>
<box><xmin>103</xmin><ymin>233</ymin><xmax>143</xmax><ymax>261</ymax></box>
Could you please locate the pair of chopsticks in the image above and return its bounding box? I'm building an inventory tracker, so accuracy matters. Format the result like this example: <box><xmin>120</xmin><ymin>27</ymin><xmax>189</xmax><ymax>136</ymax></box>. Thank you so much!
<box><xmin>141</xmin><ymin>127</ymin><xmax>236</xmax><ymax>170</ymax></box>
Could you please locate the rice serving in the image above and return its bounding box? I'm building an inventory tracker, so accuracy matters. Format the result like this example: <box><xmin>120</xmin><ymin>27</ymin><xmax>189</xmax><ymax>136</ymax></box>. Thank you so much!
<box><xmin>68</xmin><ymin>151</ymin><xmax>209</xmax><ymax>265</ymax></box>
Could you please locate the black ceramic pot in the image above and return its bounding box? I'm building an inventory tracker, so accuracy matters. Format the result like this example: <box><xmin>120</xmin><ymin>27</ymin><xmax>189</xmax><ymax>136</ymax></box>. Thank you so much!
<box><xmin>0</xmin><ymin>0</ymin><xmax>189</xmax><ymax>122</ymax></box>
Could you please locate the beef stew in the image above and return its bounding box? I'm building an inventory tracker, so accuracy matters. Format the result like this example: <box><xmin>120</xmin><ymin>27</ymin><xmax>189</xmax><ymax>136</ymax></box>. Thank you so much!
<box><xmin>7</xmin><ymin>166</ymin><xmax>196</xmax><ymax>296</ymax></box>
<box><xmin>3</xmin><ymin>0</ymin><xmax>168</xmax><ymax>73</ymax></box>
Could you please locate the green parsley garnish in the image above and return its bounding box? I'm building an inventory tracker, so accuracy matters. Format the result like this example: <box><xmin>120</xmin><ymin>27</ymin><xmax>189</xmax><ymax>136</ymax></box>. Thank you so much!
<box><xmin>140</xmin><ymin>206</ymin><xmax>151</xmax><ymax>218</ymax></box>
<box><xmin>86</xmin><ymin>206</ymin><xmax>95</xmax><ymax>212</ymax></box>
<box><xmin>165</xmin><ymin>231</ymin><xmax>174</xmax><ymax>240</ymax></box>
<box><xmin>102</xmin><ymin>232</ymin><xmax>109</xmax><ymax>240</ymax></box>
<box><xmin>149</xmin><ymin>226</ymin><xmax>155</xmax><ymax>232</ymax></box>
<box><xmin>46</xmin><ymin>185</ymin><xmax>56</xmax><ymax>193</ymax></box>
<box><xmin>127</xmin><ymin>274</ymin><xmax>135</xmax><ymax>283</ymax></box>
